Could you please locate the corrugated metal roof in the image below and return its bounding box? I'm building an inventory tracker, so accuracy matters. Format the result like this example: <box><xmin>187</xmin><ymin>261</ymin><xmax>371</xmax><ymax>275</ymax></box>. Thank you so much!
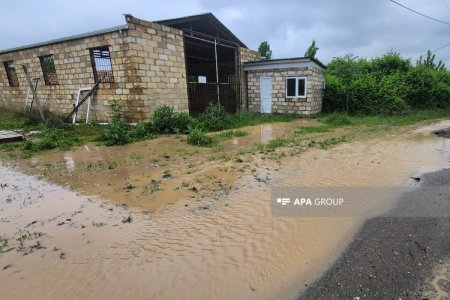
<box><xmin>0</xmin><ymin>25</ymin><xmax>129</xmax><ymax>55</ymax></box>
<box><xmin>156</xmin><ymin>12</ymin><xmax>248</xmax><ymax>48</ymax></box>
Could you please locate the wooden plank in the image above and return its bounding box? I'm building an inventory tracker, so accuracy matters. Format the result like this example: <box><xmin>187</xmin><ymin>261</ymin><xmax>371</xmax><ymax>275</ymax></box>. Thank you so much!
<box><xmin>22</xmin><ymin>65</ymin><xmax>45</xmax><ymax>122</ymax></box>
<box><xmin>65</xmin><ymin>81</ymin><xmax>100</xmax><ymax>121</ymax></box>
<box><xmin>28</xmin><ymin>77</ymin><xmax>40</xmax><ymax>110</ymax></box>
<box><xmin>0</xmin><ymin>131</ymin><xmax>23</xmax><ymax>143</ymax></box>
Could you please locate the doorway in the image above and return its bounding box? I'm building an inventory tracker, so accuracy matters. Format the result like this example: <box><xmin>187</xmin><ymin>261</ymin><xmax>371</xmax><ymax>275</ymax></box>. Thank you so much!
<box><xmin>260</xmin><ymin>76</ymin><xmax>272</xmax><ymax>113</ymax></box>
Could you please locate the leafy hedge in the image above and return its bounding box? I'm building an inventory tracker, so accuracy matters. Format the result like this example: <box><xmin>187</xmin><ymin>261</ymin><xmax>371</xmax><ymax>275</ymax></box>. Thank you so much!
<box><xmin>323</xmin><ymin>51</ymin><xmax>450</xmax><ymax>115</ymax></box>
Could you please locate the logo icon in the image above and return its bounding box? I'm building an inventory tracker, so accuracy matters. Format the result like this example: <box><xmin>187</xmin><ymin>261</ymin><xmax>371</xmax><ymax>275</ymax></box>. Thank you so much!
<box><xmin>276</xmin><ymin>197</ymin><xmax>291</xmax><ymax>206</ymax></box>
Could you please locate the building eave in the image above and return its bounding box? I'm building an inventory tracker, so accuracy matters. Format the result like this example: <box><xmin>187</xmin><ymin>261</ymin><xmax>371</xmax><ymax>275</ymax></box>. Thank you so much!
<box><xmin>243</xmin><ymin>57</ymin><xmax>326</xmax><ymax>72</ymax></box>
<box><xmin>0</xmin><ymin>25</ymin><xmax>129</xmax><ymax>55</ymax></box>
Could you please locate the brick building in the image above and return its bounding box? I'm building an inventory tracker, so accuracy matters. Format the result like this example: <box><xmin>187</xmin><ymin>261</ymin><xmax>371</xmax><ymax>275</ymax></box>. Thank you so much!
<box><xmin>0</xmin><ymin>13</ymin><xmax>325</xmax><ymax>123</ymax></box>
<box><xmin>244</xmin><ymin>58</ymin><xmax>326</xmax><ymax>114</ymax></box>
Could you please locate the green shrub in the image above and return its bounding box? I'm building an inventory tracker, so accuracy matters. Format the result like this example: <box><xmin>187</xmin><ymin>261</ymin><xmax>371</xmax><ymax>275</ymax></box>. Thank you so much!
<box><xmin>322</xmin><ymin>74</ymin><xmax>348</xmax><ymax>113</ymax></box>
<box><xmin>369</xmin><ymin>50</ymin><xmax>411</xmax><ymax>77</ymax></box>
<box><xmin>172</xmin><ymin>112</ymin><xmax>192</xmax><ymax>134</ymax></box>
<box><xmin>197</xmin><ymin>103</ymin><xmax>230</xmax><ymax>131</ymax></box>
<box><xmin>152</xmin><ymin>106</ymin><xmax>193</xmax><ymax>134</ymax></box>
<box><xmin>99</xmin><ymin>100</ymin><xmax>130</xmax><ymax>146</ymax></box>
<box><xmin>152</xmin><ymin>105</ymin><xmax>175</xmax><ymax>134</ymax></box>
<box><xmin>187</xmin><ymin>127</ymin><xmax>213</xmax><ymax>146</ymax></box>
<box><xmin>347</xmin><ymin>73</ymin><xmax>380</xmax><ymax>115</ymax></box>
<box><xmin>323</xmin><ymin>51</ymin><xmax>449</xmax><ymax>116</ymax></box>
<box><xmin>130</xmin><ymin>123</ymin><xmax>154</xmax><ymax>140</ymax></box>
<box><xmin>405</xmin><ymin>66</ymin><xmax>450</xmax><ymax>109</ymax></box>
<box><xmin>378</xmin><ymin>73</ymin><xmax>410</xmax><ymax>115</ymax></box>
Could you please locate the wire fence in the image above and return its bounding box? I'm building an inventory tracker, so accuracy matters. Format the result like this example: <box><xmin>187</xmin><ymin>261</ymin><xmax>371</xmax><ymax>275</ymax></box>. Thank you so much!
<box><xmin>183</xmin><ymin>32</ymin><xmax>241</xmax><ymax>115</ymax></box>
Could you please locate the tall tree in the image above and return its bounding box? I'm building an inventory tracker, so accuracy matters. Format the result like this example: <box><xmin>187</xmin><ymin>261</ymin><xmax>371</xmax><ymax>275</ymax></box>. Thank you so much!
<box><xmin>304</xmin><ymin>40</ymin><xmax>319</xmax><ymax>59</ymax></box>
<box><xmin>258</xmin><ymin>41</ymin><xmax>272</xmax><ymax>60</ymax></box>
<box><xmin>417</xmin><ymin>50</ymin><xmax>446</xmax><ymax>71</ymax></box>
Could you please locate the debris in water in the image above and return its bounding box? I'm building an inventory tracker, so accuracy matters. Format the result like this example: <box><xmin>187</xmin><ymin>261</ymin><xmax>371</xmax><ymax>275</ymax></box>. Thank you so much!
<box><xmin>124</xmin><ymin>183</ymin><xmax>135</xmax><ymax>191</ymax></box>
<box><xmin>122</xmin><ymin>215</ymin><xmax>132</xmax><ymax>223</ymax></box>
<box><xmin>162</xmin><ymin>170</ymin><xmax>173</xmax><ymax>179</ymax></box>
<box><xmin>199</xmin><ymin>204</ymin><xmax>210</xmax><ymax>210</ymax></box>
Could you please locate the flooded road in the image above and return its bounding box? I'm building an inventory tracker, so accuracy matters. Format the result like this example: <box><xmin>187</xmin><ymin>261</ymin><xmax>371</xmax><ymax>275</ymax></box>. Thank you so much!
<box><xmin>1</xmin><ymin>120</ymin><xmax>450</xmax><ymax>300</ymax></box>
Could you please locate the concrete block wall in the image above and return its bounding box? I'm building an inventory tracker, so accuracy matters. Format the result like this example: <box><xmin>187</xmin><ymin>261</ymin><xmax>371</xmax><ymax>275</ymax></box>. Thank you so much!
<box><xmin>0</xmin><ymin>15</ymin><xmax>188</xmax><ymax>123</ymax></box>
<box><xmin>247</xmin><ymin>66</ymin><xmax>325</xmax><ymax>114</ymax></box>
<box><xmin>238</xmin><ymin>47</ymin><xmax>261</xmax><ymax>109</ymax></box>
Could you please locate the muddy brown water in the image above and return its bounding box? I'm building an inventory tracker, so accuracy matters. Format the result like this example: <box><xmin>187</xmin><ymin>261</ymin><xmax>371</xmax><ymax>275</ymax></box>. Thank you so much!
<box><xmin>1</xmin><ymin>120</ymin><xmax>450</xmax><ymax>300</ymax></box>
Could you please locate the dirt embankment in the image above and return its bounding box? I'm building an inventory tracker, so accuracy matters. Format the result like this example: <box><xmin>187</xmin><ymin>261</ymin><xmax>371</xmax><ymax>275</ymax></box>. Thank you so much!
<box><xmin>299</xmin><ymin>168</ymin><xmax>450</xmax><ymax>300</ymax></box>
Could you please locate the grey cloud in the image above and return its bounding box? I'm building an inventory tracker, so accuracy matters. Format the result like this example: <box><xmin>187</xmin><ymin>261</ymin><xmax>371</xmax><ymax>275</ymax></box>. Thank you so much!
<box><xmin>1</xmin><ymin>0</ymin><xmax>449</xmax><ymax>66</ymax></box>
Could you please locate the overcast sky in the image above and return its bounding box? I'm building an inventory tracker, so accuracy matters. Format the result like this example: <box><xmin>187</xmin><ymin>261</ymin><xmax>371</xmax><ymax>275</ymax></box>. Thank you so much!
<box><xmin>1</xmin><ymin>0</ymin><xmax>449</xmax><ymax>66</ymax></box>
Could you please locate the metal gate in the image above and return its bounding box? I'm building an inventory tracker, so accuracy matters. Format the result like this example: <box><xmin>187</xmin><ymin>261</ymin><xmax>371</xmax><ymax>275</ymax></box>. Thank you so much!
<box><xmin>183</xmin><ymin>31</ymin><xmax>241</xmax><ymax>116</ymax></box>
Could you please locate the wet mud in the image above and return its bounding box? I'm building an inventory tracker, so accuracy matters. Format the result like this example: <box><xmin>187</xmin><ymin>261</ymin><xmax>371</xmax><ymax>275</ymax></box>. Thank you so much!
<box><xmin>1</xmin><ymin>119</ymin><xmax>450</xmax><ymax>299</ymax></box>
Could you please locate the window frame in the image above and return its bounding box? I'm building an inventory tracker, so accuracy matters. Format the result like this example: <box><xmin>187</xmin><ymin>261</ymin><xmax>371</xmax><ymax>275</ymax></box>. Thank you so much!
<box><xmin>3</xmin><ymin>61</ymin><xmax>19</xmax><ymax>87</ymax></box>
<box><xmin>285</xmin><ymin>76</ymin><xmax>307</xmax><ymax>99</ymax></box>
<box><xmin>89</xmin><ymin>46</ymin><xmax>114</xmax><ymax>83</ymax></box>
<box><xmin>39</xmin><ymin>55</ymin><xmax>59</xmax><ymax>85</ymax></box>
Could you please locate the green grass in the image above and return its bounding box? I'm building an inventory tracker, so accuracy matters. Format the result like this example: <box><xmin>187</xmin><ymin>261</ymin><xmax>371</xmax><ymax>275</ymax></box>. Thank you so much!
<box><xmin>1</xmin><ymin>108</ymin><xmax>450</xmax><ymax>157</ymax></box>
<box><xmin>212</xmin><ymin>129</ymin><xmax>248</xmax><ymax>142</ymax></box>
<box><xmin>0</xmin><ymin>110</ymin><xmax>106</xmax><ymax>157</ymax></box>
<box><xmin>0</xmin><ymin>110</ymin><xmax>30</xmax><ymax>130</ymax></box>
<box><xmin>226</xmin><ymin>110</ymin><xmax>304</xmax><ymax>129</ymax></box>
<box><xmin>255</xmin><ymin>109</ymin><xmax>450</xmax><ymax>155</ymax></box>
<box><xmin>187</xmin><ymin>129</ymin><xmax>248</xmax><ymax>147</ymax></box>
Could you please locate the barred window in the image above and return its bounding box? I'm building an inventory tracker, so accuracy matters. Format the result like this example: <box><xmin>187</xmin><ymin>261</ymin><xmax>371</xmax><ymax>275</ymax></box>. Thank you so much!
<box><xmin>39</xmin><ymin>55</ymin><xmax>58</xmax><ymax>85</ymax></box>
<box><xmin>3</xmin><ymin>61</ymin><xmax>19</xmax><ymax>87</ymax></box>
<box><xmin>90</xmin><ymin>46</ymin><xmax>114</xmax><ymax>83</ymax></box>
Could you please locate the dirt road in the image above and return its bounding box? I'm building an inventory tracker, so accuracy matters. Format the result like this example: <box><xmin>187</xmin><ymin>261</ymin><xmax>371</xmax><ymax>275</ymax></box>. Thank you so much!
<box><xmin>1</xmin><ymin>120</ymin><xmax>450</xmax><ymax>299</ymax></box>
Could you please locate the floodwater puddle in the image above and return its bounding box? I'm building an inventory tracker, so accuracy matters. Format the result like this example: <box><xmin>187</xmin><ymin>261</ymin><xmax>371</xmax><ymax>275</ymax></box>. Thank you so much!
<box><xmin>222</xmin><ymin>119</ymin><xmax>318</xmax><ymax>150</ymax></box>
<box><xmin>1</xmin><ymin>120</ymin><xmax>450</xmax><ymax>300</ymax></box>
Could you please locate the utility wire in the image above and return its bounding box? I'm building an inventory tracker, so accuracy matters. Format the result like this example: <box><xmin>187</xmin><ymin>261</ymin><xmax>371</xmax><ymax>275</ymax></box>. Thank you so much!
<box><xmin>389</xmin><ymin>0</ymin><xmax>450</xmax><ymax>26</ymax></box>
<box><xmin>441</xmin><ymin>0</ymin><xmax>450</xmax><ymax>10</ymax></box>
<box><xmin>432</xmin><ymin>41</ymin><xmax>450</xmax><ymax>52</ymax></box>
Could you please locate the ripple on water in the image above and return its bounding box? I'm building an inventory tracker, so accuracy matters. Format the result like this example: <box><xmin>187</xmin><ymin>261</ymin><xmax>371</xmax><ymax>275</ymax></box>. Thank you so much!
<box><xmin>1</xmin><ymin>122</ymin><xmax>450</xmax><ymax>300</ymax></box>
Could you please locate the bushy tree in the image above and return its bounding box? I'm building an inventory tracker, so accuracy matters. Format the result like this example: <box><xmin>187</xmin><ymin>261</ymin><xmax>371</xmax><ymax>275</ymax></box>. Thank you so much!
<box><xmin>323</xmin><ymin>50</ymin><xmax>450</xmax><ymax>115</ymax></box>
<box><xmin>326</xmin><ymin>54</ymin><xmax>370</xmax><ymax>84</ymax></box>
<box><xmin>304</xmin><ymin>40</ymin><xmax>319</xmax><ymax>59</ymax></box>
<box><xmin>417</xmin><ymin>50</ymin><xmax>446</xmax><ymax>71</ymax></box>
<box><xmin>370</xmin><ymin>50</ymin><xmax>412</xmax><ymax>77</ymax></box>
<box><xmin>258</xmin><ymin>41</ymin><xmax>272</xmax><ymax>60</ymax></box>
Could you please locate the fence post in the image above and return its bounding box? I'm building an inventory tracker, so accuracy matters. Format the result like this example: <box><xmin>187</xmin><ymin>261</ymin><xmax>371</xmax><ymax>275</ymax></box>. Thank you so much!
<box><xmin>214</xmin><ymin>39</ymin><xmax>220</xmax><ymax>103</ymax></box>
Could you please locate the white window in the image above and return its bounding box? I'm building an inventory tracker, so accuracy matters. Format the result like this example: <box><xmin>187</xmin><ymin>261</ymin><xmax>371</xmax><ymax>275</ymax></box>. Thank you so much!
<box><xmin>286</xmin><ymin>77</ymin><xmax>307</xmax><ymax>98</ymax></box>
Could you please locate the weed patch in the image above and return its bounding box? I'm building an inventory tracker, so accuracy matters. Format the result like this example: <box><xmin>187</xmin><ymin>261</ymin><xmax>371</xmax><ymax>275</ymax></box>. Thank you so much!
<box><xmin>187</xmin><ymin>128</ymin><xmax>213</xmax><ymax>146</ymax></box>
